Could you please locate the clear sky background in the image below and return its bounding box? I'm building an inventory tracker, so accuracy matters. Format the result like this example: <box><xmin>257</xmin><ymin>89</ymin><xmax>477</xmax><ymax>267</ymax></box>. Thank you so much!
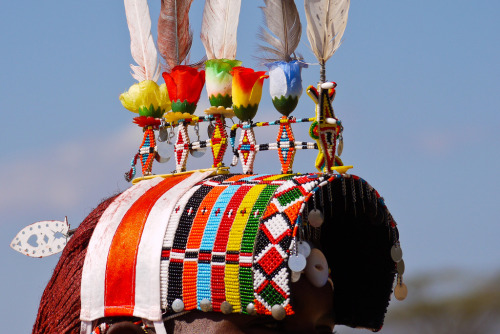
<box><xmin>1</xmin><ymin>1</ymin><xmax>499</xmax><ymax>333</ymax></box>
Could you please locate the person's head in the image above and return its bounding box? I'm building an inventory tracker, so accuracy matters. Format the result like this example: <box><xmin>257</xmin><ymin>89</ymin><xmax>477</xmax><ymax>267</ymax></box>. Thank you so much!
<box><xmin>34</xmin><ymin>174</ymin><xmax>402</xmax><ymax>334</ymax></box>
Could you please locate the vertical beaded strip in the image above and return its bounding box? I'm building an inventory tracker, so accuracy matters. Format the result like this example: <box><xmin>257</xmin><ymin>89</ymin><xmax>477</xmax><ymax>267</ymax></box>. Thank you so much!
<box><xmin>161</xmin><ymin>184</ymin><xmax>202</xmax><ymax>310</ymax></box>
<box><xmin>238</xmin><ymin>175</ymin><xmax>290</xmax><ymax>313</ymax></box>
<box><xmin>210</xmin><ymin>114</ymin><xmax>228</xmax><ymax>168</ymax></box>
<box><xmin>139</xmin><ymin>126</ymin><xmax>157</xmax><ymax>176</ymax></box>
<box><xmin>237</xmin><ymin>123</ymin><xmax>257</xmax><ymax>174</ymax></box>
<box><xmin>182</xmin><ymin>184</ymin><xmax>227</xmax><ymax>311</ymax></box>
<box><xmin>174</xmin><ymin>122</ymin><xmax>190</xmax><ymax>172</ymax></box>
<box><xmin>197</xmin><ymin>184</ymin><xmax>241</xmax><ymax>308</ymax></box>
<box><xmin>210</xmin><ymin>184</ymin><xmax>252</xmax><ymax>312</ymax></box>
<box><xmin>253</xmin><ymin>174</ymin><xmax>323</xmax><ymax>315</ymax></box>
<box><xmin>224</xmin><ymin>184</ymin><xmax>266</xmax><ymax>313</ymax></box>
<box><xmin>277</xmin><ymin>116</ymin><xmax>296</xmax><ymax>174</ymax></box>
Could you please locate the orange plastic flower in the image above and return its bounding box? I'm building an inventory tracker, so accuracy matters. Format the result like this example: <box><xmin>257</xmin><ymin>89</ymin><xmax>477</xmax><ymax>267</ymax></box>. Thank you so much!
<box><xmin>162</xmin><ymin>65</ymin><xmax>205</xmax><ymax>114</ymax></box>
<box><xmin>231</xmin><ymin>66</ymin><xmax>268</xmax><ymax>121</ymax></box>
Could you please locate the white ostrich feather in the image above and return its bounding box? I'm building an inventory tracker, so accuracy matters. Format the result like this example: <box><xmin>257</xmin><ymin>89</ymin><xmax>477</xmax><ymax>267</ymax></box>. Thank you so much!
<box><xmin>258</xmin><ymin>0</ymin><xmax>302</xmax><ymax>63</ymax></box>
<box><xmin>124</xmin><ymin>0</ymin><xmax>160</xmax><ymax>82</ymax></box>
<box><xmin>304</xmin><ymin>0</ymin><xmax>350</xmax><ymax>65</ymax></box>
<box><xmin>200</xmin><ymin>0</ymin><xmax>242</xmax><ymax>60</ymax></box>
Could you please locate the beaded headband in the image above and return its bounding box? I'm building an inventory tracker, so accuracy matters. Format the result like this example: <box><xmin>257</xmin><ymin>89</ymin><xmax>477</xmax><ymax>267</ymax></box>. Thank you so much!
<box><xmin>77</xmin><ymin>171</ymin><xmax>400</xmax><ymax>334</ymax></box>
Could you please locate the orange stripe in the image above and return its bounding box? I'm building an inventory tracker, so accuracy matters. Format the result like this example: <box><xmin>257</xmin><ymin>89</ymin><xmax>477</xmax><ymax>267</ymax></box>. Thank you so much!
<box><xmin>104</xmin><ymin>174</ymin><xmax>190</xmax><ymax>316</ymax></box>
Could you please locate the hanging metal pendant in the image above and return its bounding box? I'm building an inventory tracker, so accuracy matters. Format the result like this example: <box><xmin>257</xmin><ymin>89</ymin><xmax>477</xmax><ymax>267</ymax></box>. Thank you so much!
<box><xmin>207</xmin><ymin>122</ymin><xmax>215</xmax><ymax>138</ymax></box>
<box><xmin>308</xmin><ymin>209</ymin><xmax>324</xmax><ymax>228</ymax></box>
<box><xmin>10</xmin><ymin>218</ymin><xmax>70</xmax><ymax>258</ymax></box>
<box><xmin>298</xmin><ymin>241</ymin><xmax>311</xmax><ymax>258</ymax></box>
<box><xmin>158</xmin><ymin>127</ymin><xmax>169</xmax><ymax>142</ymax></box>
<box><xmin>190</xmin><ymin>147</ymin><xmax>206</xmax><ymax>158</ymax></box>
<box><xmin>391</xmin><ymin>244</ymin><xmax>403</xmax><ymax>262</ymax></box>
<box><xmin>288</xmin><ymin>253</ymin><xmax>307</xmax><ymax>272</ymax></box>
<box><xmin>394</xmin><ymin>282</ymin><xmax>408</xmax><ymax>301</ymax></box>
<box><xmin>397</xmin><ymin>259</ymin><xmax>405</xmax><ymax>275</ymax></box>
<box><xmin>337</xmin><ymin>135</ymin><xmax>343</xmax><ymax>156</ymax></box>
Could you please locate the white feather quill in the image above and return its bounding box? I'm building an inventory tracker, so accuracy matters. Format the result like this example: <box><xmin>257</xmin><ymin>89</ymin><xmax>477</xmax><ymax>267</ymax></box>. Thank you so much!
<box><xmin>304</xmin><ymin>0</ymin><xmax>350</xmax><ymax>81</ymax></box>
<box><xmin>200</xmin><ymin>0</ymin><xmax>242</xmax><ymax>60</ymax></box>
<box><xmin>258</xmin><ymin>0</ymin><xmax>302</xmax><ymax>63</ymax></box>
<box><xmin>124</xmin><ymin>0</ymin><xmax>160</xmax><ymax>82</ymax></box>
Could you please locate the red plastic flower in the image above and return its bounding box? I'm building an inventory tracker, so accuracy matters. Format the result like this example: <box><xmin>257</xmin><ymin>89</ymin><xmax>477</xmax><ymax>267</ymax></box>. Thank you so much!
<box><xmin>162</xmin><ymin>65</ymin><xmax>205</xmax><ymax>114</ymax></box>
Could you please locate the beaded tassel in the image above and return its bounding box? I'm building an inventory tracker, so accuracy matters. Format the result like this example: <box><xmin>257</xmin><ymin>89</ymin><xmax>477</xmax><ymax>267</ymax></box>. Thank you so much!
<box><xmin>237</xmin><ymin>123</ymin><xmax>257</xmax><ymax>174</ymax></box>
<box><xmin>174</xmin><ymin>122</ymin><xmax>190</xmax><ymax>172</ymax></box>
<box><xmin>140</xmin><ymin>126</ymin><xmax>157</xmax><ymax>176</ymax></box>
<box><xmin>277</xmin><ymin>116</ymin><xmax>296</xmax><ymax>174</ymax></box>
<box><xmin>210</xmin><ymin>114</ymin><xmax>228</xmax><ymax>168</ymax></box>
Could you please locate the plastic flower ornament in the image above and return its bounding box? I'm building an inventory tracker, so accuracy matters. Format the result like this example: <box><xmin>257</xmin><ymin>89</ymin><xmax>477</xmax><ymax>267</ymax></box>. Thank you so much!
<box><xmin>231</xmin><ymin>66</ymin><xmax>268</xmax><ymax>121</ymax></box>
<box><xmin>162</xmin><ymin>65</ymin><xmax>205</xmax><ymax>114</ymax></box>
<box><xmin>119</xmin><ymin>80</ymin><xmax>171</xmax><ymax>118</ymax></box>
<box><xmin>205</xmin><ymin>59</ymin><xmax>242</xmax><ymax>108</ymax></box>
<box><xmin>266</xmin><ymin>60</ymin><xmax>307</xmax><ymax>116</ymax></box>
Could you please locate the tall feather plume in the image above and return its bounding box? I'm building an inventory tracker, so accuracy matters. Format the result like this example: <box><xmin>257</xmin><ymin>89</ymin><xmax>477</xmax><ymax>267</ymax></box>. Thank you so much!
<box><xmin>304</xmin><ymin>0</ymin><xmax>350</xmax><ymax>81</ymax></box>
<box><xmin>157</xmin><ymin>0</ymin><xmax>194</xmax><ymax>70</ymax></box>
<box><xmin>258</xmin><ymin>0</ymin><xmax>302</xmax><ymax>63</ymax></box>
<box><xmin>124</xmin><ymin>0</ymin><xmax>160</xmax><ymax>82</ymax></box>
<box><xmin>200</xmin><ymin>0</ymin><xmax>241</xmax><ymax>60</ymax></box>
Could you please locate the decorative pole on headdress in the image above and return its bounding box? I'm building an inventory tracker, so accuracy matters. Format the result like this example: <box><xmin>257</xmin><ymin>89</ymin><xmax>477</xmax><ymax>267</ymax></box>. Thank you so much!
<box><xmin>200</xmin><ymin>0</ymin><xmax>242</xmax><ymax>168</ymax></box>
<box><xmin>304</xmin><ymin>0</ymin><xmax>350</xmax><ymax>173</ymax></box>
<box><xmin>231</xmin><ymin>67</ymin><xmax>268</xmax><ymax>174</ymax></box>
<box><xmin>258</xmin><ymin>0</ymin><xmax>306</xmax><ymax>174</ymax></box>
<box><xmin>121</xmin><ymin>0</ymin><xmax>171</xmax><ymax>182</ymax></box>
<box><xmin>158</xmin><ymin>0</ymin><xmax>206</xmax><ymax>173</ymax></box>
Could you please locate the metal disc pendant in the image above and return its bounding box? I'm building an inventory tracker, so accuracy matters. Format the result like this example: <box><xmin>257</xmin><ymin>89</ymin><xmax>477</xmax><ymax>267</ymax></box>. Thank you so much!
<box><xmin>391</xmin><ymin>245</ymin><xmax>403</xmax><ymax>262</ymax></box>
<box><xmin>271</xmin><ymin>304</ymin><xmax>286</xmax><ymax>321</ymax></box>
<box><xmin>337</xmin><ymin>136</ymin><xmax>343</xmax><ymax>156</ymax></box>
<box><xmin>156</xmin><ymin>144</ymin><xmax>170</xmax><ymax>163</ymax></box>
<box><xmin>190</xmin><ymin>147</ymin><xmax>206</xmax><ymax>158</ymax></box>
<box><xmin>200</xmin><ymin>299</ymin><xmax>212</xmax><ymax>312</ymax></box>
<box><xmin>298</xmin><ymin>241</ymin><xmax>311</xmax><ymax>258</ymax></box>
<box><xmin>394</xmin><ymin>282</ymin><xmax>408</xmax><ymax>301</ymax></box>
<box><xmin>221</xmin><ymin>301</ymin><xmax>233</xmax><ymax>314</ymax></box>
<box><xmin>158</xmin><ymin>127</ymin><xmax>169</xmax><ymax>142</ymax></box>
<box><xmin>207</xmin><ymin>123</ymin><xmax>215</xmax><ymax>138</ymax></box>
<box><xmin>288</xmin><ymin>253</ymin><xmax>306</xmax><ymax>272</ymax></box>
<box><xmin>172</xmin><ymin>299</ymin><xmax>184</xmax><ymax>312</ymax></box>
<box><xmin>291</xmin><ymin>270</ymin><xmax>301</xmax><ymax>282</ymax></box>
<box><xmin>308</xmin><ymin>209</ymin><xmax>324</xmax><ymax>228</ymax></box>
<box><xmin>397</xmin><ymin>259</ymin><xmax>405</xmax><ymax>275</ymax></box>
<box><xmin>246</xmin><ymin>302</ymin><xmax>257</xmax><ymax>315</ymax></box>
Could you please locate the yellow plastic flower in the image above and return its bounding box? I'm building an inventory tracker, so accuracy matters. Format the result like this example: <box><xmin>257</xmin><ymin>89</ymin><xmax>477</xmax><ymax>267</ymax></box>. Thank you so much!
<box><xmin>119</xmin><ymin>80</ymin><xmax>171</xmax><ymax>117</ymax></box>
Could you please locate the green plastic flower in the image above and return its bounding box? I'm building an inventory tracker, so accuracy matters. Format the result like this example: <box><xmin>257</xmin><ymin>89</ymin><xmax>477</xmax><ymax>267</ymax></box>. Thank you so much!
<box><xmin>205</xmin><ymin>59</ymin><xmax>242</xmax><ymax>108</ymax></box>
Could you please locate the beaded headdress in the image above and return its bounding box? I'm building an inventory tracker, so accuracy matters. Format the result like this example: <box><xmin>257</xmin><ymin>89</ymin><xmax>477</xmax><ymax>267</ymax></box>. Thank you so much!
<box><xmin>12</xmin><ymin>1</ymin><xmax>406</xmax><ymax>334</ymax></box>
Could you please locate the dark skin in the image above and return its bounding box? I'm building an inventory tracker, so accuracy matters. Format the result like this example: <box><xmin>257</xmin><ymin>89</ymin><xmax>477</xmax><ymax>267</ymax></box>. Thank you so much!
<box><xmin>163</xmin><ymin>277</ymin><xmax>335</xmax><ymax>334</ymax></box>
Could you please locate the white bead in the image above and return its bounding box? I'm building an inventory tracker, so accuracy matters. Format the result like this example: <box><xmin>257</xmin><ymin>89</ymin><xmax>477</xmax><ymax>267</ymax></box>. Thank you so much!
<box><xmin>305</xmin><ymin>248</ymin><xmax>329</xmax><ymax>288</ymax></box>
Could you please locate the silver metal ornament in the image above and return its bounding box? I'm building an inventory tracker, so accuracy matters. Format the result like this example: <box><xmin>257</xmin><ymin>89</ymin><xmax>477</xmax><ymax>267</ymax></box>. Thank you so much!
<box><xmin>10</xmin><ymin>218</ymin><xmax>70</xmax><ymax>257</ymax></box>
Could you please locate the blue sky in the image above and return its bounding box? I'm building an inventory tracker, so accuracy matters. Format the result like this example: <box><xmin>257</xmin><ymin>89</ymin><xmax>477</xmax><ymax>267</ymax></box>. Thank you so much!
<box><xmin>1</xmin><ymin>1</ymin><xmax>499</xmax><ymax>332</ymax></box>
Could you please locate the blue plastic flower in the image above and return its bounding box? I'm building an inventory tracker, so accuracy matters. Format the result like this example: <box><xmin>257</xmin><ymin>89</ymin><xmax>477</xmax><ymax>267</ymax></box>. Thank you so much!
<box><xmin>266</xmin><ymin>60</ymin><xmax>307</xmax><ymax>116</ymax></box>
